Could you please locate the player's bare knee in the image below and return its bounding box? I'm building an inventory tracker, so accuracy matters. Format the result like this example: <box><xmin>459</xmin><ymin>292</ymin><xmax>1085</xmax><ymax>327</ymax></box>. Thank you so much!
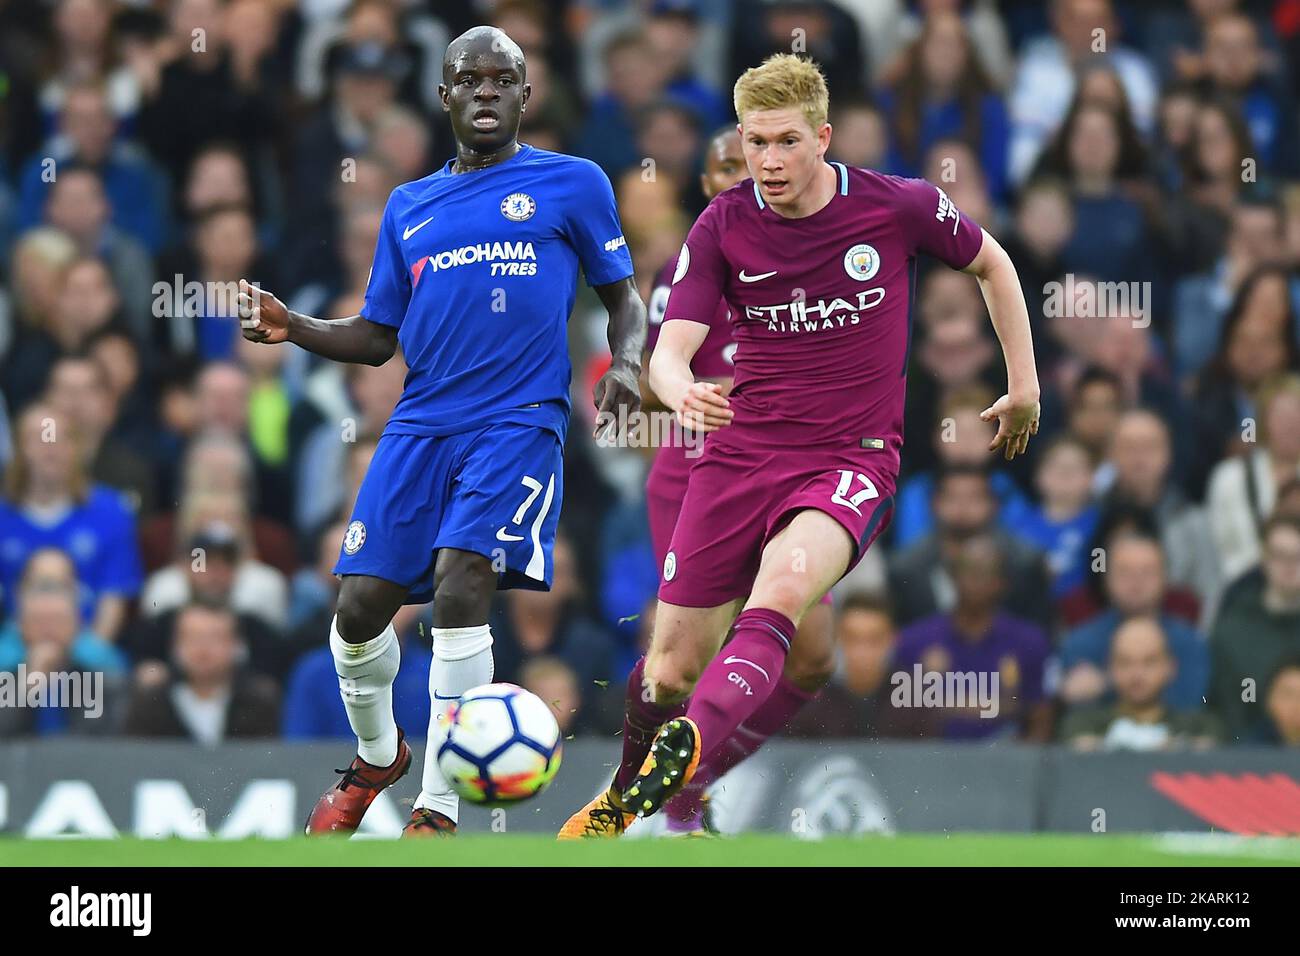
<box><xmin>432</xmin><ymin>552</ymin><xmax>495</xmax><ymax>627</ymax></box>
<box><xmin>644</xmin><ymin>657</ymin><xmax>696</xmax><ymax>705</ymax></box>
<box><xmin>749</xmin><ymin>578</ymin><xmax>809</xmax><ymax>623</ymax></box>
<box><xmin>335</xmin><ymin>584</ymin><xmax>391</xmax><ymax>644</ymax></box>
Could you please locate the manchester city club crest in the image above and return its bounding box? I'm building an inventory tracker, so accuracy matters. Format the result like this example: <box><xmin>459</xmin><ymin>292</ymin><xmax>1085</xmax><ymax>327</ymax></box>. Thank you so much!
<box><xmin>343</xmin><ymin>520</ymin><xmax>366</xmax><ymax>555</ymax></box>
<box><xmin>500</xmin><ymin>192</ymin><xmax>536</xmax><ymax>221</ymax></box>
<box><xmin>843</xmin><ymin>243</ymin><xmax>880</xmax><ymax>281</ymax></box>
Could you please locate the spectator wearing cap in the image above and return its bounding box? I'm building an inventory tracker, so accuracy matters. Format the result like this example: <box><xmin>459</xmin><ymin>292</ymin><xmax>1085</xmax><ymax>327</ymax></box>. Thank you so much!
<box><xmin>140</xmin><ymin>430</ymin><xmax>296</xmax><ymax>577</ymax></box>
<box><xmin>138</xmin><ymin>493</ymin><xmax>289</xmax><ymax>633</ymax></box>
<box><xmin>123</xmin><ymin>602</ymin><xmax>280</xmax><ymax>744</ymax></box>
<box><xmin>1209</xmin><ymin>516</ymin><xmax>1300</xmax><ymax>742</ymax></box>
<box><xmin>1056</xmin><ymin>530</ymin><xmax>1209</xmax><ymax>711</ymax></box>
<box><xmin>889</xmin><ymin>465</ymin><xmax>1054</xmax><ymax>632</ymax></box>
<box><xmin>1059</xmin><ymin>616</ymin><xmax>1221</xmax><ymax>751</ymax></box>
<box><xmin>0</xmin><ymin>403</ymin><xmax>141</xmax><ymax>641</ymax></box>
<box><xmin>893</xmin><ymin>534</ymin><xmax>1052</xmax><ymax>741</ymax></box>
<box><xmin>0</xmin><ymin>581</ymin><xmax>127</xmax><ymax>738</ymax></box>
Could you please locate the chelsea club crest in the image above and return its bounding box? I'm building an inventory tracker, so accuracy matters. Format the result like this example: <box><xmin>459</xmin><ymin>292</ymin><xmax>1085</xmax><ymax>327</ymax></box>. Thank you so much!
<box><xmin>343</xmin><ymin>520</ymin><xmax>366</xmax><ymax>555</ymax></box>
<box><xmin>501</xmin><ymin>192</ymin><xmax>536</xmax><ymax>221</ymax></box>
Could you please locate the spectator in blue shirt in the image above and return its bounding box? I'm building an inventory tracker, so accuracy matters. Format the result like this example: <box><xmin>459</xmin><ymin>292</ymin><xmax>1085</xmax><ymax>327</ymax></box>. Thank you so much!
<box><xmin>0</xmin><ymin>403</ymin><xmax>142</xmax><ymax>641</ymax></box>
<box><xmin>0</xmin><ymin>583</ymin><xmax>126</xmax><ymax>738</ymax></box>
<box><xmin>1056</xmin><ymin>532</ymin><xmax>1209</xmax><ymax>712</ymax></box>
<box><xmin>0</xmin><ymin>547</ymin><xmax>127</xmax><ymax>676</ymax></box>
<box><xmin>16</xmin><ymin>81</ymin><xmax>170</xmax><ymax>255</ymax></box>
<box><xmin>1018</xmin><ymin>434</ymin><xmax>1099</xmax><ymax>598</ymax></box>
<box><xmin>1201</xmin><ymin>12</ymin><xmax>1297</xmax><ymax>175</ymax></box>
<box><xmin>571</xmin><ymin>30</ymin><xmax>672</xmax><ymax>177</ymax></box>
<box><xmin>894</xmin><ymin>385</ymin><xmax>1035</xmax><ymax>548</ymax></box>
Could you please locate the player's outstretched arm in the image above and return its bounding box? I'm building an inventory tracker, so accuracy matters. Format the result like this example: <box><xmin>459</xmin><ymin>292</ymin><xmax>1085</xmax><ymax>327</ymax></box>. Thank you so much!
<box><xmin>648</xmin><ymin>317</ymin><xmax>734</xmax><ymax>433</ymax></box>
<box><xmin>961</xmin><ymin>230</ymin><xmax>1040</xmax><ymax>461</ymax></box>
<box><xmin>591</xmin><ymin>277</ymin><xmax>648</xmax><ymax>439</ymax></box>
<box><xmin>236</xmin><ymin>279</ymin><xmax>398</xmax><ymax>367</ymax></box>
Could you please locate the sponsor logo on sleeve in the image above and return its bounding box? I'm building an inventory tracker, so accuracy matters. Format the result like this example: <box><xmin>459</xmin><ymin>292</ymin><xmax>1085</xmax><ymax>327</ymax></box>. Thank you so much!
<box><xmin>672</xmin><ymin>244</ymin><xmax>690</xmax><ymax>284</ymax></box>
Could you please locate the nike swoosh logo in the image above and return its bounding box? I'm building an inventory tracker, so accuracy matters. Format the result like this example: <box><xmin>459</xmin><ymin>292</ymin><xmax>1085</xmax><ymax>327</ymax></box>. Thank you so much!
<box><xmin>496</xmin><ymin>526</ymin><xmax>525</xmax><ymax>542</ymax></box>
<box><xmin>403</xmin><ymin>215</ymin><xmax>435</xmax><ymax>240</ymax></box>
<box><xmin>433</xmin><ymin>691</ymin><xmax>460</xmax><ymax>700</ymax></box>
<box><xmin>738</xmin><ymin>269</ymin><xmax>777</xmax><ymax>282</ymax></box>
<box><xmin>724</xmin><ymin>656</ymin><xmax>770</xmax><ymax>681</ymax></box>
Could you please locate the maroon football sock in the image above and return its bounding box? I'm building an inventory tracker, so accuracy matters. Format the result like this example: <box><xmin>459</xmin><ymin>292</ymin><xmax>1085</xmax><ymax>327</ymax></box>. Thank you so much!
<box><xmin>666</xmin><ymin>675</ymin><xmax>816</xmax><ymax>829</ymax></box>
<box><xmin>613</xmin><ymin>656</ymin><xmax>686</xmax><ymax>793</ymax></box>
<box><xmin>683</xmin><ymin>608</ymin><xmax>792</xmax><ymax>764</ymax></box>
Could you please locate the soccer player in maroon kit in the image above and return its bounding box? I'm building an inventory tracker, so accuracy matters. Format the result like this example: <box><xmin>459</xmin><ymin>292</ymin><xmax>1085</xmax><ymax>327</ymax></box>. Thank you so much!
<box><xmin>637</xmin><ymin>126</ymin><xmax>837</xmax><ymax>836</ymax></box>
<box><xmin>564</xmin><ymin>53</ymin><xmax>1040</xmax><ymax>832</ymax></box>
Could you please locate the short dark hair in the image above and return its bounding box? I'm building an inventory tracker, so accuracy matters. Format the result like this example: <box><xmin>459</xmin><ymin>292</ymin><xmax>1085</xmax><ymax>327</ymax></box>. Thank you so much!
<box><xmin>932</xmin><ymin>463</ymin><xmax>992</xmax><ymax>500</ymax></box>
<box><xmin>837</xmin><ymin>590</ymin><xmax>893</xmax><ymax>621</ymax></box>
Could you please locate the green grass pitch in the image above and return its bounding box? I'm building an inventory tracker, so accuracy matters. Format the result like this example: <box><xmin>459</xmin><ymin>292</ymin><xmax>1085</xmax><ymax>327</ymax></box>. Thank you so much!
<box><xmin>4</xmin><ymin>833</ymin><xmax>1298</xmax><ymax>866</ymax></box>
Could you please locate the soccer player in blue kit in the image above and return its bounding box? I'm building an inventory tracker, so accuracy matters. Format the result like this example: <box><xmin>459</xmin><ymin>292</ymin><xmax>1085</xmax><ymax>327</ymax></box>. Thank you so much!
<box><xmin>235</xmin><ymin>27</ymin><xmax>645</xmax><ymax>836</ymax></box>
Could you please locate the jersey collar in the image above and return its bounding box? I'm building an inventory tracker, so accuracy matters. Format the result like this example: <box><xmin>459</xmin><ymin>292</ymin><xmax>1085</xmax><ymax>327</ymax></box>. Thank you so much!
<box><xmin>751</xmin><ymin>162</ymin><xmax>850</xmax><ymax>211</ymax></box>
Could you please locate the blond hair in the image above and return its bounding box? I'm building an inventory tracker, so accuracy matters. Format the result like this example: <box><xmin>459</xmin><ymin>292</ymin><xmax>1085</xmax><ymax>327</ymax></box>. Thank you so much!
<box><xmin>733</xmin><ymin>54</ymin><xmax>829</xmax><ymax>133</ymax></box>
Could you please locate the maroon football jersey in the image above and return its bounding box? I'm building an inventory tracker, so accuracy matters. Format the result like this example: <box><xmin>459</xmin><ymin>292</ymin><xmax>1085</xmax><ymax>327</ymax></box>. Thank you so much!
<box><xmin>663</xmin><ymin>164</ymin><xmax>984</xmax><ymax>475</ymax></box>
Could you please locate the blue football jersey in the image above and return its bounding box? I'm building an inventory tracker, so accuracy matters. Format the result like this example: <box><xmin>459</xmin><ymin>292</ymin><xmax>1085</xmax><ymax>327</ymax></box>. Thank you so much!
<box><xmin>362</xmin><ymin>144</ymin><xmax>634</xmax><ymax>439</ymax></box>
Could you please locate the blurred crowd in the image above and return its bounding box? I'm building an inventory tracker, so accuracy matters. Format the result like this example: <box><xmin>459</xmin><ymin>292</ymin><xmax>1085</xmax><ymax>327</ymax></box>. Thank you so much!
<box><xmin>1</xmin><ymin>0</ymin><xmax>1299</xmax><ymax>753</ymax></box>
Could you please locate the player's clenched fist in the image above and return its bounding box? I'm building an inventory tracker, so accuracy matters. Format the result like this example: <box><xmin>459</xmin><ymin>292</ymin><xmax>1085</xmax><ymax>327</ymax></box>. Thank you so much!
<box><xmin>676</xmin><ymin>381</ymin><xmax>733</xmax><ymax>433</ymax></box>
<box><xmin>237</xmin><ymin>278</ymin><xmax>290</xmax><ymax>345</ymax></box>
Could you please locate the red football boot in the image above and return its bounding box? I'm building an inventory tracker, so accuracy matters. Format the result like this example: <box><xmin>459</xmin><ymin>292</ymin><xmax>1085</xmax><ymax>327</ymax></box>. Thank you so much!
<box><xmin>402</xmin><ymin>807</ymin><xmax>457</xmax><ymax>838</ymax></box>
<box><xmin>305</xmin><ymin>729</ymin><xmax>412</xmax><ymax>835</ymax></box>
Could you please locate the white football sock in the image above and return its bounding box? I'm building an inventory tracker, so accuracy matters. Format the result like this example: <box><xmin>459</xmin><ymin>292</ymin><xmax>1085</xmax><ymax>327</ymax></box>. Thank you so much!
<box><xmin>330</xmin><ymin>617</ymin><xmax>400</xmax><ymax>767</ymax></box>
<box><xmin>414</xmin><ymin>624</ymin><xmax>494</xmax><ymax>824</ymax></box>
